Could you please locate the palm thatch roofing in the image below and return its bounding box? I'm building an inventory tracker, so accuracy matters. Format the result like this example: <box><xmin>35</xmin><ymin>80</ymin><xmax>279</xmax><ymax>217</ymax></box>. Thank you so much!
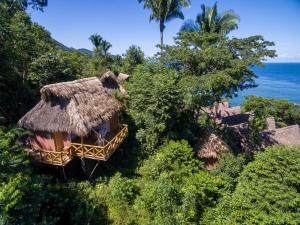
<box><xmin>100</xmin><ymin>71</ymin><xmax>129</xmax><ymax>94</ymax></box>
<box><xmin>18</xmin><ymin>76</ymin><xmax>122</xmax><ymax>137</ymax></box>
<box><xmin>196</xmin><ymin>131</ymin><xmax>230</xmax><ymax>159</ymax></box>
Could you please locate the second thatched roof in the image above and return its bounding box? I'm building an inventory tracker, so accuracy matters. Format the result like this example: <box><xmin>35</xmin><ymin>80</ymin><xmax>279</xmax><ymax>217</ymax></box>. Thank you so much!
<box><xmin>196</xmin><ymin>131</ymin><xmax>230</xmax><ymax>159</ymax></box>
<box><xmin>18</xmin><ymin>76</ymin><xmax>122</xmax><ymax>137</ymax></box>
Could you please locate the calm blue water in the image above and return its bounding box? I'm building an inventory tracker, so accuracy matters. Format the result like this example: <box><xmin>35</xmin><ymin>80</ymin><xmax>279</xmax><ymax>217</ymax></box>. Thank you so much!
<box><xmin>230</xmin><ymin>63</ymin><xmax>300</xmax><ymax>106</ymax></box>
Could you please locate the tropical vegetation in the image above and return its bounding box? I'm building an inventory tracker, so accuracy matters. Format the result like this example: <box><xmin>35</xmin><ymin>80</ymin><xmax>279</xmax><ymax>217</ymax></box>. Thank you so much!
<box><xmin>180</xmin><ymin>2</ymin><xmax>240</xmax><ymax>35</ymax></box>
<box><xmin>138</xmin><ymin>0</ymin><xmax>191</xmax><ymax>46</ymax></box>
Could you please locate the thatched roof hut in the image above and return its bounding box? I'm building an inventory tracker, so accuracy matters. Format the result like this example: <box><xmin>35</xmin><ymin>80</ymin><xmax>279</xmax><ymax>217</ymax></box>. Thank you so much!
<box><xmin>100</xmin><ymin>71</ymin><xmax>129</xmax><ymax>94</ymax></box>
<box><xmin>196</xmin><ymin>131</ymin><xmax>230</xmax><ymax>170</ymax></box>
<box><xmin>18</xmin><ymin>77</ymin><xmax>122</xmax><ymax>137</ymax></box>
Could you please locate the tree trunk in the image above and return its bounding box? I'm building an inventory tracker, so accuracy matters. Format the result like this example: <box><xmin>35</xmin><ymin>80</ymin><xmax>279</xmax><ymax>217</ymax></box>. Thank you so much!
<box><xmin>160</xmin><ymin>30</ymin><xmax>164</xmax><ymax>47</ymax></box>
<box><xmin>160</xmin><ymin>19</ymin><xmax>164</xmax><ymax>47</ymax></box>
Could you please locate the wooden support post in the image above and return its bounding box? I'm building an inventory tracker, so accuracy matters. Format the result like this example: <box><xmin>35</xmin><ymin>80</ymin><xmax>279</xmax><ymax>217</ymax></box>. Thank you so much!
<box><xmin>81</xmin><ymin>137</ymin><xmax>84</xmax><ymax>157</ymax></box>
<box><xmin>89</xmin><ymin>160</ymin><xmax>100</xmax><ymax>180</ymax></box>
<box><xmin>53</xmin><ymin>132</ymin><xmax>64</xmax><ymax>152</ymax></box>
<box><xmin>62</xmin><ymin>167</ymin><xmax>67</xmax><ymax>180</ymax></box>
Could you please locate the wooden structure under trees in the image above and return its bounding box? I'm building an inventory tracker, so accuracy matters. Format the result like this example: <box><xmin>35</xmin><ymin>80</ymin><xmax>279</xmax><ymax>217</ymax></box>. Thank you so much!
<box><xmin>18</xmin><ymin>72</ymin><xmax>129</xmax><ymax>166</ymax></box>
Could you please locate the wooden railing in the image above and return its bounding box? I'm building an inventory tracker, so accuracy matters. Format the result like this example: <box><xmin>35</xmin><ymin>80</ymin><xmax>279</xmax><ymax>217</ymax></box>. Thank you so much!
<box><xmin>28</xmin><ymin>148</ymin><xmax>73</xmax><ymax>166</ymax></box>
<box><xmin>70</xmin><ymin>124</ymin><xmax>128</xmax><ymax>160</ymax></box>
<box><xmin>27</xmin><ymin>124</ymin><xmax>128</xmax><ymax>166</ymax></box>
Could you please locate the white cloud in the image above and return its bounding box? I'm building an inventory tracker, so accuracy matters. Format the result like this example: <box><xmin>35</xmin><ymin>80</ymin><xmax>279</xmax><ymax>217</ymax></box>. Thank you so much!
<box><xmin>277</xmin><ymin>53</ymin><xmax>300</xmax><ymax>59</ymax></box>
<box><xmin>268</xmin><ymin>53</ymin><xmax>300</xmax><ymax>62</ymax></box>
<box><xmin>278</xmin><ymin>53</ymin><xmax>288</xmax><ymax>58</ymax></box>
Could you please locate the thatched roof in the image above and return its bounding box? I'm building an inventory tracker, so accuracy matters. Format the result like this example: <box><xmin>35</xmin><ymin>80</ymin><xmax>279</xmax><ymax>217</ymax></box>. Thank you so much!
<box><xmin>221</xmin><ymin>113</ymin><xmax>253</xmax><ymax>126</ymax></box>
<box><xmin>18</xmin><ymin>77</ymin><xmax>122</xmax><ymax>137</ymax></box>
<box><xmin>261</xmin><ymin>117</ymin><xmax>300</xmax><ymax>147</ymax></box>
<box><xmin>100</xmin><ymin>71</ymin><xmax>129</xmax><ymax>94</ymax></box>
<box><xmin>100</xmin><ymin>71</ymin><xmax>129</xmax><ymax>83</ymax></box>
<box><xmin>117</xmin><ymin>73</ymin><xmax>130</xmax><ymax>82</ymax></box>
<box><xmin>196</xmin><ymin>131</ymin><xmax>230</xmax><ymax>159</ymax></box>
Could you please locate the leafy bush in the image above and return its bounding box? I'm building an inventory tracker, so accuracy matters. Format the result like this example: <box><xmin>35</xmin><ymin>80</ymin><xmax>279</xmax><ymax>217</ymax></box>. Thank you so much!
<box><xmin>211</xmin><ymin>153</ymin><xmax>247</xmax><ymax>192</ymax></box>
<box><xmin>122</xmin><ymin>45</ymin><xmax>145</xmax><ymax>74</ymax></box>
<box><xmin>105</xmin><ymin>173</ymin><xmax>137</xmax><ymax>225</ymax></box>
<box><xmin>134</xmin><ymin>140</ymin><xmax>223</xmax><ymax>225</ymax></box>
<box><xmin>204</xmin><ymin>145</ymin><xmax>300</xmax><ymax>224</ymax></box>
<box><xmin>0</xmin><ymin>127</ymin><xmax>29</xmax><ymax>181</ymax></box>
<box><xmin>125</xmin><ymin>64</ymin><xmax>191</xmax><ymax>155</ymax></box>
<box><xmin>0</xmin><ymin>175</ymin><xmax>108</xmax><ymax>225</ymax></box>
<box><xmin>242</xmin><ymin>95</ymin><xmax>300</xmax><ymax>130</ymax></box>
<box><xmin>138</xmin><ymin>140</ymin><xmax>202</xmax><ymax>180</ymax></box>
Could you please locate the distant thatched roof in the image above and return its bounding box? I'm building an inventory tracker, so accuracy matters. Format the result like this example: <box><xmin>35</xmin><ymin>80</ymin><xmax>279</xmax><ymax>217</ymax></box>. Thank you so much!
<box><xmin>100</xmin><ymin>71</ymin><xmax>129</xmax><ymax>94</ymax></box>
<box><xmin>197</xmin><ymin>131</ymin><xmax>230</xmax><ymax>159</ymax></box>
<box><xmin>18</xmin><ymin>77</ymin><xmax>122</xmax><ymax>137</ymax></box>
<box><xmin>261</xmin><ymin>124</ymin><xmax>300</xmax><ymax>147</ymax></box>
<box><xmin>222</xmin><ymin>113</ymin><xmax>253</xmax><ymax>126</ymax></box>
<box><xmin>117</xmin><ymin>73</ymin><xmax>130</xmax><ymax>82</ymax></box>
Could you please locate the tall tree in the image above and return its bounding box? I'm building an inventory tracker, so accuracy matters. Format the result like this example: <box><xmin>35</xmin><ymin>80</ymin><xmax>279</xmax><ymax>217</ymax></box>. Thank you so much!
<box><xmin>89</xmin><ymin>34</ymin><xmax>111</xmax><ymax>56</ymax></box>
<box><xmin>101</xmin><ymin>40</ymin><xmax>112</xmax><ymax>56</ymax></box>
<box><xmin>89</xmin><ymin>34</ymin><xmax>103</xmax><ymax>56</ymax></box>
<box><xmin>180</xmin><ymin>2</ymin><xmax>239</xmax><ymax>36</ymax></box>
<box><xmin>138</xmin><ymin>0</ymin><xmax>190</xmax><ymax>46</ymax></box>
<box><xmin>122</xmin><ymin>45</ymin><xmax>145</xmax><ymax>74</ymax></box>
<box><xmin>4</xmin><ymin>0</ymin><xmax>48</xmax><ymax>12</ymax></box>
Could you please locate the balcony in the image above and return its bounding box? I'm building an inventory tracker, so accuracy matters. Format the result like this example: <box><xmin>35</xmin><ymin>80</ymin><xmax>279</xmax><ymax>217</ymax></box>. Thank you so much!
<box><xmin>27</xmin><ymin>148</ymin><xmax>73</xmax><ymax>166</ymax></box>
<box><xmin>70</xmin><ymin>124</ymin><xmax>129</xmax><ymax>160</ymax></box>
<box><xmin>27</xmin><ymin>124</ymin><xmax>128</xmax><ymax>166</ymax></box>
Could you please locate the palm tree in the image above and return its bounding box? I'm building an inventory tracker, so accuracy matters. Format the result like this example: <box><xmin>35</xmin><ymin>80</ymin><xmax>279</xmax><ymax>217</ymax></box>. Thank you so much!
<box><xmin>138</xmin><ymin>0</ymin><xmax>191</xmax><ymax>46</ymax></box>
<box><xmin>180</xmin><ymin>2</ymin><xmax>239</xmax><ymax>36</ymax></box>
<box><xmin>101</xmin><ymin>40</ymin><xmax>112</xmax><ymax>56</ymax></box>
<box><xmin>89</xmin><ymin>34</ymin><xmax>103</xmax><ymax>56</ymax></box>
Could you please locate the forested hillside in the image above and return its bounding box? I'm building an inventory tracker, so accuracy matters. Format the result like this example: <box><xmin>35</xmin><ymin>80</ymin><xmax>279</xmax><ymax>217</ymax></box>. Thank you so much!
<box><xmin>1</xmin><ymin>1</ymin><xmax>300</xmax><ymax>224</ymax></box>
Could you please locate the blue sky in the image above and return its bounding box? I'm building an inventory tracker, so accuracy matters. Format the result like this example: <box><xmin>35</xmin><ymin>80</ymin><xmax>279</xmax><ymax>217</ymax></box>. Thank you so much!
<box><xmin>28</xmin><ymin>0</ymin><xmax>300</xmax><ymax>62</ymax></box>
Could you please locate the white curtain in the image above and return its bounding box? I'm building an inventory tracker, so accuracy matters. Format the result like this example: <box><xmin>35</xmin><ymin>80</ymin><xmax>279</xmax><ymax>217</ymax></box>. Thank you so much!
<box><xmin>99</xmin><ymin>121</ymin><xmax>110</xmax><ymax>137</ymax></box>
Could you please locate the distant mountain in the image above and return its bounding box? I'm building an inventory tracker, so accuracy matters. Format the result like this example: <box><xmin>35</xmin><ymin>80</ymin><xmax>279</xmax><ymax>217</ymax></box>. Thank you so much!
<box><xmin>77</xmin><ymin>48</ymin><xmax>93</xmax><ymax>55</ymax></box>
<box><xmin>55</xmin><ymin>40</ymin><xmax>93</xmax><ymax>56</ymax></box>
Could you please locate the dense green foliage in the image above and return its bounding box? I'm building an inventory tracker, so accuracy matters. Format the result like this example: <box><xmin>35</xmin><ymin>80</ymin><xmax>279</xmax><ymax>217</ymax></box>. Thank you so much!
<box><xmin>0</xmin><ymin>2</ymin><xmax>54</xmax><ymax>122</ymax></box>
<box><xmin>204</xmin><ymin>145</ymin><xmax>300</xmax><ymax>224</ymax></box>
<box><xmin>2</xmin><ymin>1</ymin><xmax>299</xmax><ymax>225</ymax></box>
<box><xmin>2</xmin><ymin>0</ymin><xmax>48</xmax><ymax>11</ymax></box>
<box><xmin>242</xmin><ymin>95</ymin><xmax>300</xmax><ymax>130</ymax></box>
<box><xmin>0</xmin><ymin>127</ymin><xmax>29</xmax><ymax>180</ymax></box>
<box><xmin>164</xmin><ymin>34</ymin><xmax>276</xmax><ymax>110</ymax></box>
<box><xmin>122</xmin><ymin>45</ymin><xmax>145</xmax><ymax>74</ymax></box>
<box><xmin>211</xmin><ymin>153</ymin><xmax>247</xmax><ymax>192</ymax></box>
<box><xmin>125</xmin><ymin>64</ymin><xmax>193</xmax><ymax>154</ymax></box>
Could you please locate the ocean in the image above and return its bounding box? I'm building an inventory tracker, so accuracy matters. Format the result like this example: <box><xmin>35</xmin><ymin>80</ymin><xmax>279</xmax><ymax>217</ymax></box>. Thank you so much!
<box><xmin>230</xmin><ymin>63</ymin><xmax>300</xmax><ymax>106</ymax></box>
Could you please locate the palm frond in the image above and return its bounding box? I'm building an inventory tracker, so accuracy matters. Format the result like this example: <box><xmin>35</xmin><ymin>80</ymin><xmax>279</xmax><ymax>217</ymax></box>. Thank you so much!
<box><xmin>193</xmin><ymin>2</ymin><xmax>239</xmax><ymax>35</ymax></box>
<box><xmin>180</xmin><ymin>19</ymin><xmax>200</xmax><ymax>32</ymax></box>
<box><xmin>89</xmin><ymin>34</ymin><xmax>103</xmax><ymax>49</ymax></box>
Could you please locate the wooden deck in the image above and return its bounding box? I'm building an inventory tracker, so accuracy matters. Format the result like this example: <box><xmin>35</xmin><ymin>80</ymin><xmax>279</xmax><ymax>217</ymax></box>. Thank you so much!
<box><xmin>70</xmin><ymin>124</ymin><xmax>128</xmax><ymax>160</ymax></box>
<box><xmin>27</xmin><ymin>124</ymin><xmax>128</xmax><ymax>166</ymax></box>
<box><xmin>27</xmin><ymin>148</ymin><xmax>73</xmax><ymax>166</ymax></box>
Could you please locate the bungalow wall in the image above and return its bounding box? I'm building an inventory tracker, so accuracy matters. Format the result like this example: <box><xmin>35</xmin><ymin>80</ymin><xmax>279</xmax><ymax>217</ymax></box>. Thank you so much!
<box><xmin>31</xmin><ymin>113</ymin><xmax>120</xmax><ymax>151</ymax></box>
<box><xmin>31</xmin><ymin>131</ymin><xmax>71</xmax><ymax>151</ymax></box>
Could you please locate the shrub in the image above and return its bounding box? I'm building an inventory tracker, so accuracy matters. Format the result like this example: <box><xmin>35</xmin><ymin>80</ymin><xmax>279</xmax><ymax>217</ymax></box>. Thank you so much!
<box><xmin>204</xmin><ymin>145</ymin><xmax>300</xmax><ymax>224</ymax></box>
<box><xmin>242</xmin><ymin>95</ymin><xmax>300</xmax><ymax>130</ymax></box>
<box><xmin>125</xmin><ymin>64</ymin><xmax>189</xmax><ymax>155</ymax></box>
